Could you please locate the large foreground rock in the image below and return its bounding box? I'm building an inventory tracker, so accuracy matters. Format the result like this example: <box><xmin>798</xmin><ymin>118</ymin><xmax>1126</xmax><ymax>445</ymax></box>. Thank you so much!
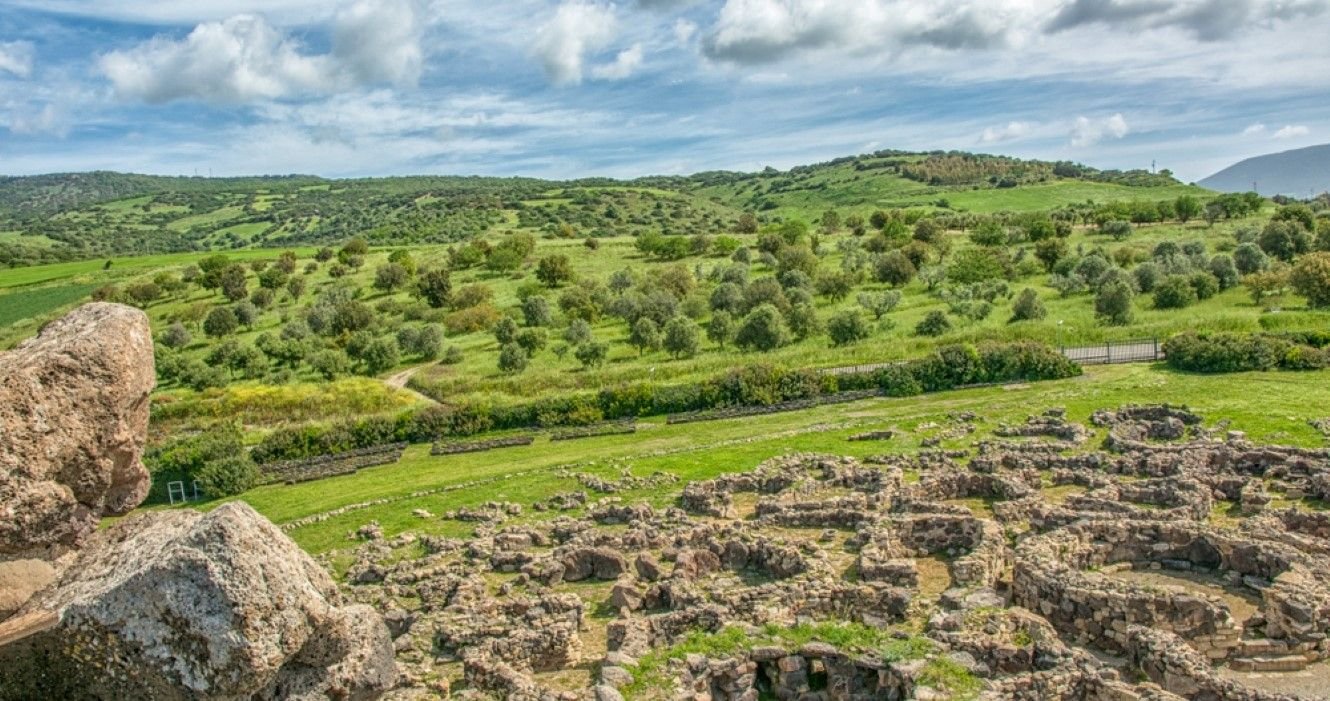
<box><xmin>0</xmin><ymin>302</ymin><xmax>155</xmax><ymax>557</ymax></box>
<box><xmin>0</xmin><ymin>503</ymin><xmax>397</xmax><ymax>700</ymax></box>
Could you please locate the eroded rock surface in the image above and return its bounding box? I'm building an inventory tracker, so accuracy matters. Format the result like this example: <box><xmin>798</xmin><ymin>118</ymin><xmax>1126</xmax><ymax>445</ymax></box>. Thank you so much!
<box><xmin>0</xmin><ymin>302</ymin><xmax>154</xmax><ymax>557</ymax></box>
<box><xmin>0</xmin><ymin>502</ymin><xmax>397</xmax><ymax>701</ymax></box>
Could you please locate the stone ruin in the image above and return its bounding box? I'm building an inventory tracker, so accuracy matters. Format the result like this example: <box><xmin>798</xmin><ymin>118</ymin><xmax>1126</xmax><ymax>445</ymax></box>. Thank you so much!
<box><xmin>331</xmin><ymin>399</ymin><xmax>1330</xmax><ymax>700</ymax></box>
<box><xmin>0</xmin><ymin>304</ymin><xmax>397</xmax><ymax>700</ymax></box>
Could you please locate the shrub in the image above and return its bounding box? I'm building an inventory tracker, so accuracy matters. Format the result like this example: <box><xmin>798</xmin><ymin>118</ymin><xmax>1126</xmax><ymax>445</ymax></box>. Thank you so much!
<box><xmin>444</xmin><ymin>303</ymin><xmax>501</xmax><ymax>334</ymax></box>
<box><xmin>1009</xmin><ymin>288</ymin><xmax>1046</xmax><ymax>322</ymax></box>
<box><xmin>1163</xmin><ymin>332</ymin><xmax>1320</xmax><ymax>373</ymax></box>
<box><xmin>1154</xmin><ymin>275</ymin><xmax>1198</xmax><ymax>309</ymax></box>
<box><xmin>498</xmin><ymin>342</ymin><xmax>528</xmax><ymax>373</ymax></box>
<box><xmin>1132</xmin><ymin>262</ymin><xmax>1162</xmax><ymax>293</ymax></box>
<box><xmin>914</xmin><ymin>311</ymin><xmax>951</xmax><ymax>337</ymax></box>
<box><xmin>663</xmin><ymin>316</ymin><xmax>701</xmax><ymax>359</ymax></box>
<box><xmin>194</xmin><ymin>455</ymin><xmax>259</xmax><ymax>497</ymax></box>
<box><xmin>1095</xmin><ymin>279</ymin><xmax>1135</xmax><ymax>325</ymax></box>
<box><xmin>441</xmin><ymin>345</ymin><xmax>464</xmax><ymax>365</ymax></box>
<box><xmin>735</xmin><ymin>304</ymin><xmax>791</xmax><ymax>351</ymax></box>
<box><xmin>1189</xmin><ymin>271</ymin><xmax>1220</xmax><ymax>300</ymax></box>
<box><xmin>827</xmin><ymin>310</ymin><xmax>871</xmax><ymax>347</ymax></box>
<box><xmin>575</xmin><ymin>341</ymin><xmax>608</xmax><ymax>369</ymax></box>
<box><xmin>875</xmin><ymin>251</ymin><xmax>917</xmax><ymax>287</ymax></box>
<box><xmin>1291</xmin><ymin>251</ymin><xmax>1330</xmax><ymax>308</ymax></box>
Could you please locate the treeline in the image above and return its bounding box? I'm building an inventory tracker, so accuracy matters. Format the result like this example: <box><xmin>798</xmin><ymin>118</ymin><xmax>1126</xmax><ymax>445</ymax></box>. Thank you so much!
<box><xmin>249</xmin><ymin>341</ymin><xmax>1080</xmax><ymax>463</ymax></box>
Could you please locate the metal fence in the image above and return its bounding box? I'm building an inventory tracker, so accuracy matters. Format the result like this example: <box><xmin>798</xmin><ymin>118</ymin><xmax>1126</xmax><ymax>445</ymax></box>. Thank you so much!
<box><xmin>1060</xmin><ymin>338</ymin><xmax>1163</xmax><ymax>366</ymax></box>
<box><xmin>818</xmin><ymin>338</ymin><xmax>1163</xmax><ymax>376</ymax></box>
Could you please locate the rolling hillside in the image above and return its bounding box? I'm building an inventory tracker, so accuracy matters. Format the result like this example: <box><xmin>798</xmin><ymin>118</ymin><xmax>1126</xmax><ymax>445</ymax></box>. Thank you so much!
<box><xmin>0</xmin><ymin>150</ymin><xmax>1210</xmax><ymax>269</ymax></box>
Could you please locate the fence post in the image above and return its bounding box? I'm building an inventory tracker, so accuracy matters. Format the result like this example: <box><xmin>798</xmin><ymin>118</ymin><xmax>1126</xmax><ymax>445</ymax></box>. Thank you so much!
<box><xmin>1106</xmin><ymin>342</ymin><xmax>1112</xmax><ymax>364</ymax></box>
<box><xmin>1153</xmin><ymin>338</ymin><xmax>1159</xmax><ymax>360</ymax></box>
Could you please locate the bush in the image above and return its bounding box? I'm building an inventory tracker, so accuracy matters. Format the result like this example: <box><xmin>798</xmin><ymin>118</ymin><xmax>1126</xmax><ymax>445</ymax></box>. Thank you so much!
<box><xmin>875</xmin><ymin>251</ymin><xmax>917</xmax><ymax>287</ymax></box>
<box><xmin>1189</xmin><ymin>271</ymin><xmax>1219</xmax><ymax>300</ymax></box>
<box><xmin>827</xmin><ymin>310</ymin><xmax>871</xmax><ymax>346</ymax></box>
<box><xmin>1009</xmin><ymin>288</ymin><xmax>1046</xmax><ymax>322</ymax></box>
<box><xmin>1095</xmin><ymin>279</ymin><xmax>1135</xmax><ymax>325</ymax></box>
<box><xmin>1163</xmin><ymin>332</ymin><xmax>1329</xmax><ymax>373</ymax></box>
<box><xmin>498</xmin><ymin>342</ymin><xmax>528</xmax><ymax>373</ymax></box>
<box><xmin>194</xmin><ymin>455</ymin><xmax>259</xmax><ymax>497</ymax></box>
<box><xmin>914</xmin><ymin>311</ymin><xmax>951</xmax><ymax>337</ymax></box>
<box><xmin>736</xmin><ymin>304</ymin><xmax>791</xmax><ymax>351</ymax></box>
<box><xmin>1291</xmin><ymin>251</ymin><xmax>1330</xmax><ymax>308</ymax></box>
<box><xmin>1132</xmin><ymin>262</ymin><xmax>1162</xmax><ymax>293</ymax></box>
<box><xmin>1153</xmin><ymin>275</ymin><xmax>1198</xmax><ymax>309</ymax></box>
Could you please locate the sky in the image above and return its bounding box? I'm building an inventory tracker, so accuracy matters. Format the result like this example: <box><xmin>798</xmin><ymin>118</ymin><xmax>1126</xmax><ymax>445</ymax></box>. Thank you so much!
<box><xmin>0</xmin><ymin>0</ymin><xmax>1327</xmax><ymax>183</ymax></box>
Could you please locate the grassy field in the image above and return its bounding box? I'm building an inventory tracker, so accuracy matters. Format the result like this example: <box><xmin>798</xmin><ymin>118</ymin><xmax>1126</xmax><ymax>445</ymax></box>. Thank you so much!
<box><xmin>159</xmin><ymin>363</ymin><xmax>1330</xmax><ymax>555</ymax></box>
<box><xmin>0</xmin><ymin>282</ymin><xmax>101</xmax><ymax>328</ymax></box>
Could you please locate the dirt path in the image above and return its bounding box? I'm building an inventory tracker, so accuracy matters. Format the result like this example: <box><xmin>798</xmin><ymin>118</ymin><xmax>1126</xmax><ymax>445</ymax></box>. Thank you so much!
<box><xmin>384</xmin><ymin>364</ymin><xmax>440</xmax><ymax>405</ymax></box>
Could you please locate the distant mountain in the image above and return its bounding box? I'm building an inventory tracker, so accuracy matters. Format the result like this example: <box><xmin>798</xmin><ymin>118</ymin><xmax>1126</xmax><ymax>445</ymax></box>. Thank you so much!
<box><xmin>1199</xmin><ymin>144</ymin><xmax>1330</xmax><ymax>197</ymax></box>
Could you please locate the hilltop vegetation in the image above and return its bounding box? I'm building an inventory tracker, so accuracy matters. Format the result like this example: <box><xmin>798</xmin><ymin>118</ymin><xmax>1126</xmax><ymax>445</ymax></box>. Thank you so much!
<box><xmin>1</xmin><ymin>149</ymin><xmax>1204</xmax><ymax>268</ymax></box>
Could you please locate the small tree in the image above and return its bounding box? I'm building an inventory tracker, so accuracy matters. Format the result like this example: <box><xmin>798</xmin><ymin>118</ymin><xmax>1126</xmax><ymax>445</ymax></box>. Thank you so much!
<box><xmin>203</xmin><ymin>306</ymin><xmax>239</xmax><ymax>338</ymax></box>
<box><xmin>857</xmin><ymin>290</ymin><xmax>902</xmax><ymax>320</ymax></box>
<box><xmin>786</xmin><ymin>303</ymin><xmax>821</xmax><ymax>341</ymax></box>
<box><xmin>629</xmin><ymin>317</ymin><xmax>662</xmax><ymax>356</ymax></box>
<box><xmin>1153</xmin><ymin>275</ymin><xmax>1198</xmax><ymax>309</ymax></box>
<box><xmin>494</xmin><ymin>316</ymin><xmax>520</xmax><ymax>345</ymax></box>
<box><xmin>1009</xmin><ymin>288</ymin><xmax>1046</xmax><ymax>322</ymax></box>
<box><xmin>875</xmin><ymin>251</ymin><xmax>917</xmax><ymax>287</ymax></box>
<box><xmin>416</xmin><ymin>268</ymin><xmax>453</xmax><ymax>308</ymax></box>
<box><xmin>1100</xmin><ymin>220</ymin><xmax>1132</xmax><ymax>241</ymax></box>
<box><xmin>735</xmin><ymin>304</ymin><xmax>791</xmax><ymax>351</ymax></box>
<box><xmin>515</xmin><ymin>328</ymin><xmax>548</xmax><ymax>356</ymax></box>
<box><xmin>708</xmin><ymin>311</ymin><xmax>735</xmax><ymax>349</ymax></box>
<box><xmin>160</xmin><ymin>322</ymin><xmax>192</xmax><ymax>349</ymax></box>
<box><xmin>1291</xmin><ymin>251</ymin><xmax>1330</xmax><ymax>308</ymax></box>
<box><xmin>521</xmin><ymin>296</ymin><xmax>553</xmax><ymax>327</ymax></box>
<box><xmin>498</xmin><ymin>342</ymin><xmax>528</xmax><ymax>374</ymax></box>
<box><xmin>308</xmin><ymin>349</ymin><xmax>352</xmax><ymax>380</ymax></box>
<box><xmin>374</xmin><ymin>263</ymin><xmax>409</xmax><ymax>292</ymax></box>
<box><xmin>286</xmin><ymin>276</ymin><xmax>306</xmax><ymax>300</ymax></box>
<box><xmin>360</xmin><ymin>337</ymin><xmax>400</xmax><ymax>375</ymax></box>
<box><xmin>1175</xmin><ymin>195</ymin><xmax>1202</xmax><ymax>223</ymax></box>
<box><xmin>536</xmin><ymin>254</ymin><xmax>574</xmax><ymax>287</ymax></box>
<box><xmin>914</xmin><ymin>311</ymin><xmax>951</xmax><ymax>337</ymax></box>
<box><xmin>1244</xmin><ymin>268</ymin><xmax>1289</xmax><ymax>306</ymax></box>
<box><xmin>1034</xmin><ymin>238</ymin><xmax>1068</xmax><ymax>272</ymax></box>
<box><xmin>1095</xmin><ymin>279</ymin><xmax>1135</xmax><ymax>325</ymax></box>
<box><xmin>564</xmin><ymin>319</ymin><xmax>593</xmax><ymax>346</ymax></box>
<box><xmin>1209</xmin><ymin>255</ymin><xmax>1240</xmax><ymax>290</ymax></box>
<box><xmin>219</xmin><ymin>265</ymin><xmax>248</xmax><ymax>302</ymax></box>
<box><xmin>662</xmin><ymin>316</ymin><xmax>701</xmax><ymax>359</ymax></box>
<box><xmin>1233</xmin><ymin>243</ymin><xmax>1268</xmax><ymax>276</ymax></box>
<box><xmin>814</xmin><ymin>270</ymin><xmax>856</xmax><ymax>302</ymax></box>
<box><xmin>574</xmin><ymin>341</ymin><xmax>608</xmax><ymax>369</ymax></box>
<box><xmin>827</xmin><ymin>310</ymin><xmax>870</xmax><ymax>347</ymax></box>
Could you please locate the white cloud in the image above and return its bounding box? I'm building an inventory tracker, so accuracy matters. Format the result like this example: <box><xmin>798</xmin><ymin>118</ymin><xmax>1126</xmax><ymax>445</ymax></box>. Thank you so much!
<box><xmin>591</xmin><ymin>44</ymin><xmax>644</xmax><ymax>80</ymax></box>
<box><xmin>534</xmin><ymin>1</ymin><xmax>619</xmax><ymax>85</ymax></box>
<box><xmin>331</xmin><ymin>0</ymin><xmax>425</xmax><ymax>86</ymax></box>
<box><xmin>674</xmin><ymin>18</ymin><xmax>699</xmax><ymax>45</ymax></box>
<box><xmin>7</xmin><ymin>104</ymin><xmax>67</xmax><ymax>136</ymax></box>
<box><xmin>1070</xmin><ymin>113</ymin><xmax>1129</xmax><ymax>146</ymax></box>
<box><xmin>1272</xmin><ymin>124</ymin><xmax>1309</xmax><ymax>139</ymax></box>
<box><xmin>700</xmin><ymin>0</ymin><xmax>1048</xmax><ymax>64</ymax></box>
<box><xmin>0</xmin><ymin>41</ymin><xmax>35</xmax><ymax>78</ymax></box>
<box><xmin>1242</xmin><ymin>123</ymin><xmax>1266</xmax><ymax>135</ymax></box>
<box><xmin>97</xmin><ymin>1</ymin><xmax>426</xmax><ymax>104</ymax></box>
<box><xmin>980</xmin><ymin>121</ymin><xmax>1030</xmax><ymax>143</ymax></box>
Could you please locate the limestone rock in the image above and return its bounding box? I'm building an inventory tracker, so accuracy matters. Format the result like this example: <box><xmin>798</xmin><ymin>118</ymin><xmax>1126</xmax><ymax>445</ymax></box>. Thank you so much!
<box><xmin>0</xmin><ymin>303</ymin><xmax>154</xmax><ymax>557</ymax></box>
<box><xmin>0</xmin><ymin>502</ymin><xmax>396</xmax><ymax>701</ymax></box>
<box><xmin>0</xmin><ymin>559</ymin><xmax>55</xmax><ymax>619</ymax></box>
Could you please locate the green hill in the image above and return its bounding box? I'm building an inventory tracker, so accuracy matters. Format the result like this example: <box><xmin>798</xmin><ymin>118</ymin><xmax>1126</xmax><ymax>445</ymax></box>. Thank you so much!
<box><xmin>0</xmin><ymin>149</ymin><xmax>1210</xmax><ymax>269</ymax></box>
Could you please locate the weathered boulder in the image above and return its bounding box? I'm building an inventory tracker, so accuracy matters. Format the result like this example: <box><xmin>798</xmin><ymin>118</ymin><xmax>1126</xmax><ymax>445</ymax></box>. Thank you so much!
<box><xmin>0</xmin><ymin>502</ymin><xmax>397</xmax><ymax>700</ymax></box>
<box><xmin>0</xmin><ymin>303</ymin><xmax>154</xmax><ymax>557</ymax></box>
